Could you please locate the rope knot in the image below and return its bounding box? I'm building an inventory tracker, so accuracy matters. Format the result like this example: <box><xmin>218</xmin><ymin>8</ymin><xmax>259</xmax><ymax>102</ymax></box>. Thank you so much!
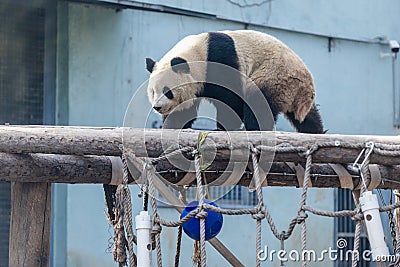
<box><xmin>151</xmin><ymin>223</ymin><xmax>162</xmax><ymax>234</ymax></box>
<box><xmin>143</xmin><ymin>160</ymin><xmax>153</xmax><ymax>170</ymax></box>
<box><xmin>351</xmin><ymin>213</ymin><xmax>364</xmax><ymax>221</ymax></box>
<box><xmin>252</xmin><ymin>212</ymin><xmax>266</xmax><ymax>220</ymax></box>
<box><xmin>248</xmin><ymin>143</ymin><xmax>259</xmax><ymax>154</ymax></box>
<box><xmin>279</xmin><ymin>231</ymin><xmax>287</xmax><ymax>241</ymax></box>
<box><xmin>191</xmin><ymin>149</ymin><xmax>199</xmax><ymax>157</ymax></box>
<box><xmin>252</xmin><ymin>207</ymin><xmax>266</xmax><ymax>220</ymax></box>
<box><xmin>195</xmin><ymin>210</ymin><xmax>208</xmax><ymax>219</ymax></box>
<box><xmin>296</xmin><ymin>211</ymin><xmax>308</xmax><ymax>224</ymax></box>
<box><xmin>302</xmin><ymin>144</ymin><xmax>318</xmax><ymax>157</ymax></box>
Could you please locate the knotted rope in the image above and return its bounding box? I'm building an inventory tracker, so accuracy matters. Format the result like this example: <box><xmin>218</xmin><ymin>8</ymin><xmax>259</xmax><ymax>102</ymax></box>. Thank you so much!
<box><xmin>300</xmin><ymin>150</ymin><xmax>312</xmax><ymax>267</ymax></box>
<box><xmin>250</xmin><ymin>144</ymin><xmax>265</xmax><ymax>267</ymax></box>
<box><xmin>106</xmin><ymin>139</ymin><xmax>400</xmax><ymax>267</ymax></box>
<box><xmin>145</xmin><ymin>161</ymin><xmax>163</xmax><ymax>267</ymax></box>
<box><xmin>193</xmin><ymin>151</ymin><xmax>207</xmax><ymax>267</ymax></box>
<box><xmin>351</xmin><ymin>143</ymin><xmax>373</xmax><ymax>267</ymax></box>
<box><xmin>174</xmin><ymin>189</ymin><xmax>186</xmax><ymax>267</ymax></box>
<box><xmin>108</xmin><ymin>152</ymin><xmax>137</xmax><ymax>267</ymax></box>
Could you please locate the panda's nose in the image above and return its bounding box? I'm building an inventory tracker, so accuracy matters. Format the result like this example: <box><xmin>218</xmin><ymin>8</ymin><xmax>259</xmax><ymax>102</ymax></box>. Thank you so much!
<box><xmin>153</xmin><ymin>106</ymin><xmax>162</xmax><ymax>111</ymax></box>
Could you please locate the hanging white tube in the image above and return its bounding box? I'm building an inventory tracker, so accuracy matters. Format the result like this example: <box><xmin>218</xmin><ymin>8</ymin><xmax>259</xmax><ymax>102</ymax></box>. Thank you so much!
<box><xmin>359</xmin><ymin>191</ymin><xmax>389</xmax><ymax>261</ymax></box>
<box><xmin>135</xmin><ymin>211</ymin><xmax>152</xmax><ymax>267</ymax></box>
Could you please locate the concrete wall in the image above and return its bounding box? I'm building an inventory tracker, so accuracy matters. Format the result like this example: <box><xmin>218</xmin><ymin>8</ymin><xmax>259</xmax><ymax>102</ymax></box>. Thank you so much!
<box><xmin>54</xmin><ymin>1</ymin><xmax>400</xmax><ymax>266</ymax></box>
<box><xmin>139</xmin><ymin>0</ymin><xmax>399</xmax><ymax>41</ymax></box>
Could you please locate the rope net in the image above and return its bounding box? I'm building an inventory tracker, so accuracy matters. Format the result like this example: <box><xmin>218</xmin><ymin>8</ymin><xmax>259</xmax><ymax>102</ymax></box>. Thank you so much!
<box><xmin>105</xmin><ymin>141</ymin><xmax>400</xmax><ymax>267</ymax></box>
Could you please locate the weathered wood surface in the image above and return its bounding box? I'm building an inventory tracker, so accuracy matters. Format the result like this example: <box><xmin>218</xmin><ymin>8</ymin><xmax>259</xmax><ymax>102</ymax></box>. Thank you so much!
<box><xmin>1</xmin><ymin>152</ymin><xmax>400</xmax><ymax>189</ymax></box>
<box><xmin>0</xmin><ymin>125</ymin><xmax>122</xmax><ymax>156</ymax></box>
<box><xmin>0</xmin><ymin>153</ymin><xmax>112</xmax><ymax>184</ymax></box>
<box><xmin>9</xmin><ymin>182</ymin><xmax>51</xmax><ymax>267</ymax></box>
<box><xmin>153</xmin><ymin>160</ymin><xmax>400</xmax><ymax>189</ymax></box>
<box><xmin>1</xmin><ymin>126</ymin><xmax>400</xmax><ymax>165</ymax></box>
<box><xmin>124</xmin><ymin>129</ymin><xmax>400</xmax><ymax>165</ymax></box>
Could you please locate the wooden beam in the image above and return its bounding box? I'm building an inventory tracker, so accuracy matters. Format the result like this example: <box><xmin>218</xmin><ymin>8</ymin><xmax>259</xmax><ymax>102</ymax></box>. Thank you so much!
<box><xmin>153</xmin><ymin>160</ymin><xmax>400</xmax><ymax>189</ymax></box>
<box><xmin>1</xmin><ymin>126</ymin><xmax>400</xmax><ymax>165</ymax></box>
<box><xmin>1</xmin><ymin>153</ymin><xmax>400</xmax><ymax>189</ymax></box>
<box><xmin>9</xmin><ymin>182</ymin><xmax>51</xmax><ymax>267</ymax></box>
<box><xmin>0</xmin><ymin>153</ymin><xmax>112</xmax><ymax>184</ymax></box>
<box><xmin>0</xmin><ymin>125</ymin><xmax>122</xmax><ymax>156</ymax></box>
<box><xmin>123</xmin><ymin>129</ymin><xmax>400</xmax><ymax>165</ymax></box>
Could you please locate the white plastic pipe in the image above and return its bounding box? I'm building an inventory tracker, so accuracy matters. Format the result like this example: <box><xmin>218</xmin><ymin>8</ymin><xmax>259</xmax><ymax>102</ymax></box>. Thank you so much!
<box><xmin>359</xmin><ymin>191</ymin><xmax>390</xmax><ymax>261</ymax></box>
<box><xmin>135</xmin><ymin>211</ymin><xmax>152</xmax><ymax>267</ymax></box>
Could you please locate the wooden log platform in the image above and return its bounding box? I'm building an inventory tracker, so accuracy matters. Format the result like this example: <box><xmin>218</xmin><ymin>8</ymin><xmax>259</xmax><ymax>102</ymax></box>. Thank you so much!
<box><xmin>1</xmin><ymin>125</ymin><xmax>400</xmax><ymax>165</ymax></box>
<box><xmin>1</xmin><ymin>125</ymin><xmax>400</xmax><ymax>267</ymax></box>
<box><xmin>1</xmin><ymin>153</ymin><xmax>400</xmax><ymax>189</ymax></box>
<box><xmin>0</xmin><ymin>125</ymin><xmax>399</xmax><ymax>188</ymax></box>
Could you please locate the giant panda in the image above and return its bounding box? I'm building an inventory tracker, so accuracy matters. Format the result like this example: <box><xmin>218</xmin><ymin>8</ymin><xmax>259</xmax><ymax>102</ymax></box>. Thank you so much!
<box><xmin>146</xmin><ymin>30</ymin><xmax>323</xmax><ymax>133</ymax></box>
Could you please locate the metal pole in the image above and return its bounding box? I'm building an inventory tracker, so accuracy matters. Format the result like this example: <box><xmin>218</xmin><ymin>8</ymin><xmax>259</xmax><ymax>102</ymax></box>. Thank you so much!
<box><xmin>135</xmin><ymin>211</ymin><xmax>152</xmax><ymax>267</ymax></box>
<box><xmin>359</xmin><ymin>191</ymin><xmax>390</xmax><ymax>261</ymax></box>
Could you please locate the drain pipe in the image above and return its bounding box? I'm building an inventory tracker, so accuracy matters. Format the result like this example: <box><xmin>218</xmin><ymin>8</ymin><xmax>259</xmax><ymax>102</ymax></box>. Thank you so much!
<box><xmin>383</xmin><ymin>40</ymin><xmax>400</xmax><ymax>126</ymax></box>
<box><xmin>393</xmin><ymin>51</ymin><xmax>399</xmax><ymax>126</ymax></box>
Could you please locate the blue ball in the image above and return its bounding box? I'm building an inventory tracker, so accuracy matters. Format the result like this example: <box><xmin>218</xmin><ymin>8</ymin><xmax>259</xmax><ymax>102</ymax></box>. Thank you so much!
<box><xmin>180</xmin><ymin>199</ymin><xmax>223</xmax><ymax>241</ymax></box>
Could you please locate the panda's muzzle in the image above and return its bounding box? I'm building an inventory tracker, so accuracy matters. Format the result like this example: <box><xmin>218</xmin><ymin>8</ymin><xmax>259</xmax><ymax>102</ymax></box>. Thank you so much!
<box><xmin>153</xmin><ymin>106</ymin><xmax>162</xmax><ymax>111</ymax></box>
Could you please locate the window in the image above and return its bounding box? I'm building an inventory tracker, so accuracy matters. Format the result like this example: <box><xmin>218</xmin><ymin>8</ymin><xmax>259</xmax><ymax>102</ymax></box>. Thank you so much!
<box><xmin>0</xmin><ymin>1</ymin><xmax>49</xmax><ymax>265</ymax></box>
<box><xmin>334</xmin><ymin>189</ymin><xmax>369</xmax><ymax>267</ymax></box>
<box><xmin>157</xmin><ymin>185</ymin><xmax>258</xmax><ymax>209</ymax></box>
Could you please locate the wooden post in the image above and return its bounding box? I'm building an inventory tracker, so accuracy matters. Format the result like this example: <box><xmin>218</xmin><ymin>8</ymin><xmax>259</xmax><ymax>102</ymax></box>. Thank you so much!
<box><xmin>9</xmin><ymin>182</ymin><xmax>51</xmax><ymax>267</ymax></box>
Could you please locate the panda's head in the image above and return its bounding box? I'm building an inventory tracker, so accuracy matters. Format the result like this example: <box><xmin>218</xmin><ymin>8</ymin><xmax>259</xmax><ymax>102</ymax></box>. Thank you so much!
<box><xmin>146</xmin><ymin>57</ymin><xmax>201</xmax><ymax>115</ymax></box>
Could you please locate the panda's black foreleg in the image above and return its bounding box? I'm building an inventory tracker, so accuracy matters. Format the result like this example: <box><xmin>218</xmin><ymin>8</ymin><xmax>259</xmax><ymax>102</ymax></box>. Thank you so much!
<box><xmin>162</xmin><ymin>115</ymin><xmax>195</xmax><ymax>129</ymax></box>
<box><xmin>162</xmin><ymin>105</ymin><xmax>198</xmax><ymax>129</ymax></box>
<box><xmin>285</xmin><ymin>104</ymin><xmax>324</xmax><ymax>134</ymax></box>
<box><xmin>182</xmin><ymin>119</ymin><xmax>196</xmax><ymax>129</ymax></box>
<box><xmin>243</xmin><ymin>102</ymin><xmax>278</xmax><ymax>131</ymax></box>
<box><xmin>214</xmin><ymin>99</ymin><xmax>243</xmax><ymax>131</ymax></box>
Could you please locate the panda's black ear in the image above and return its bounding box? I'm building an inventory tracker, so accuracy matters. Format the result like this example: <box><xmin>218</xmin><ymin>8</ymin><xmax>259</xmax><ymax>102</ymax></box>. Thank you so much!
<box><xmin>171</xmin><ymin>57</ymin><xmax>190</xmax><ymax>73</ymax></box>
<box><xmin>146</xmin><ymin>58</ymin><xmax>156</xmax><ymax>73</ymax></box>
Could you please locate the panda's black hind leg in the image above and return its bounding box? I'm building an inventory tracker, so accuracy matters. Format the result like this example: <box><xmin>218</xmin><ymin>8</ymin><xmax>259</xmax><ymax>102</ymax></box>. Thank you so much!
<box><xmin>243</xmin><ymin>103</ymin><xmax>260</xmax><ymax>130</ymax></box>
<box><xmin>285</xmin><ymin>104</ymin><xmax>324</xmax><ymax>134</ymax></box>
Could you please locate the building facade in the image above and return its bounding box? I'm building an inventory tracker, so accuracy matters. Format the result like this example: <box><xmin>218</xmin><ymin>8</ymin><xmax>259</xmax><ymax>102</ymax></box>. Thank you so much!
<box><xmin>0</xmin><ymin>0</ymin><xmax>399</xmax><ymax>266</ymax></box>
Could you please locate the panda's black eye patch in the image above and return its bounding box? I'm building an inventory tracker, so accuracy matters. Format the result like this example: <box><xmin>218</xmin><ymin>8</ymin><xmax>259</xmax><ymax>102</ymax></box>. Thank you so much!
<box><xmin>163</xmin><ymin>86</ymin><xmax>174</xmax><ymax>99</ymax></box>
